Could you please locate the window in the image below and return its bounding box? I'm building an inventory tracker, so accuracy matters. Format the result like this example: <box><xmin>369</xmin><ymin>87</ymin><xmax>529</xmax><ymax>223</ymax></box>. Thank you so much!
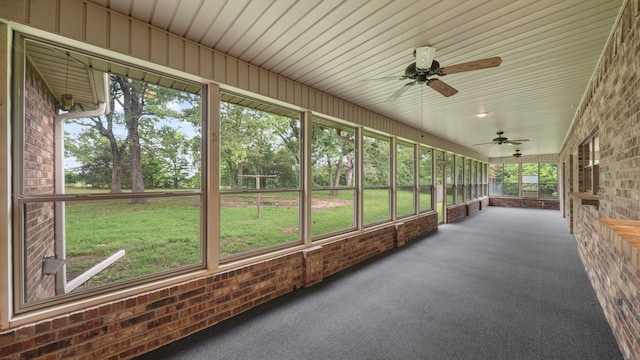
<box><xmin>490</xmin><ymin>161</ymin><xmax>558</xmax><ymax>198</ymax></box>
<box><xmin>580</xmin><ymin>133</ymin><xmax>599</xmax><ymax>194</ymax></box>
<box><xmin>311</xmin><ymin>119</ymin><xmax>356</xmax><ymax>237</ymax></box>
<box><xmin>15</xmin><ymin>38</ymin><xmax>204</xmax><ymax>309</ymax></box>
<box><xmin>466</xmin><ymin>158</ymin><xmax>472</xmax><ymax>200</ymax></box>
<box><xmin>456</xmin><ymin>156</ymin><xmax>465</xmax><ymax>203</ymax></box>
<box><xmin>482</xmin><ymin>163</ymin><xmax>488</xmax><ymax>196</ymax></box>
<box><xmin>419</xmin><ymin>147</ymin><xmax>433</xmax><ymax>212</ymax></box>
<box><xmin>219</xmin><ymin>93</ymin><xmax>302</xmax><ymax>258</ymax></box>
<box><xmin>489</xmin><ymin>163</ymin><xmax>519</xmax><ymax>196</ymax></box>
<box><xmin>363</xmin><ymin>132</ymin><xmax>391</xmax><ymax>225</ymax></box>
<box><xmin>396</xmin><ymin>141</ymin><xmax>416</xmax><ymax>218</ymax></box>
<box><xmin>472</xmin><ymin>161</ymin><xmax>479</xmax><ymax>199</ymax></box>
<box><xmin>540</xmin><ymin>162</ymin><xmax>559</xmax><ymax>198</ymax></box>
<box><xmin>446</xmin><ymin>153</ymin><xmax>455</xmax><ymax>204</ymax></box>
<box><xmin>522</xmin><ymin>163</ymin><xmax>539</xmax><ymax>197</ymax></box>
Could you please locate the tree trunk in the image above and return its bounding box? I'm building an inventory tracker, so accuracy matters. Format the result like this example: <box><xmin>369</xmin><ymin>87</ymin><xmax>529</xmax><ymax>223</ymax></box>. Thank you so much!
<box><xmin>111</xmin><ymin>150</ymin><xmax>123</xmax><ymax>193</ymax></box>
<box><xmin>116</xmin><ymin>76</ymin><xmax>147</xmax><ymax>204</ymax></box>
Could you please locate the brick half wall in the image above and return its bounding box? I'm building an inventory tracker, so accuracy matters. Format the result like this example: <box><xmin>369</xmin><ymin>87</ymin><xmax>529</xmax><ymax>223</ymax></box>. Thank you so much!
<box><xmin>0</xmin><ymin>215</ymin><xmax>439</xmax><ymax>359</ymax></box>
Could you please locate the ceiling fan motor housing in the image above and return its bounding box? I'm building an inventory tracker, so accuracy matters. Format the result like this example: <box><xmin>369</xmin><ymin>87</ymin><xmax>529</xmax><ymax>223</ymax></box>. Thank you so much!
<box><xmin>404</xmin><ymin>61</ymin><xmax>440</xmax><ymax>81</ymax></box>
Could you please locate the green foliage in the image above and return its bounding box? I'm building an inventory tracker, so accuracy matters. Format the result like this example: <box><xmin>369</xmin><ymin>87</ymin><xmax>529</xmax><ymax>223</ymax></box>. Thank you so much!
<box><xmin>65</xmin><ymin>76</ymin><xmax>201</xmax><ymax>192</ymax></box>
<box><xmin>363</xmin><ymin>135</ymin><xmax>390</xmax><ymax>186</ymax></box>
<box><xmin>220</xmin><ymin>102</ymin><xmax>300</xmax><ymax>190</ymax></box>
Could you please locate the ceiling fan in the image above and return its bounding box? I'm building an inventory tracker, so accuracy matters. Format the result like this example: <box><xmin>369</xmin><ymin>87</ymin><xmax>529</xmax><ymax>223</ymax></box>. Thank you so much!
<box><xmin>366</xmin><ymin>46</ymin><xmax>502</xmax><ymax>102</ymax></box>
<box><xmin>473</xmin><ymin>131</ymin><xmax>529</xmax><ymax>146</ymax></box>
<box><xmin>512</xmin><ymin>149</ymin><xmax>523</xmax><ymax>158</ymax></box>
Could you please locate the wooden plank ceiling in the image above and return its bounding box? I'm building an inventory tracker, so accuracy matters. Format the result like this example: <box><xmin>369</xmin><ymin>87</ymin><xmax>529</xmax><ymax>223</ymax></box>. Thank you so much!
<box><xmin>86</xmin><ymin>0</ymin><xmax>624</xmax><ymax>158</ymax></box>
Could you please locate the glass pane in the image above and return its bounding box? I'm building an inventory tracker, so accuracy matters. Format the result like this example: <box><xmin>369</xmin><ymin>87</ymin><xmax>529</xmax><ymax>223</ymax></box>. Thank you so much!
<box><xmin>396</xmin><ymin>142</ymin><xmax>415</xmax><ymax>187</ymax></box>
<box><xmin>446</xmin><ymin>185</ymin><xmax>454</xmax><ymax>204</ymax></box>
<box><xmin>540</xmin><ymin>183</ymin><xmax>558</xmax><ymax>198</ymax></box>
<box><xmin>220</xmin><ymin>192</ymin><xmax>301</xmax><ymax>257</ymax></box>
<box><xmin>311</xmin><ymin>123</ymin><xmax>355</xmax><ymax>188</ymax></box>
<box><xmin>24</xmin><ymin>197</ymin><xmax>203</xmax><ymax>303</ymax></box>
<box><xmin>363</xmin><ymin>188</ymin><xmax>390</xmax><ymax>225</ymax></box>
<box><xmin>489</xmin><ymin>164</ymin><xmax>503</xmax><ymax>196</ymax></box>
<box><xmin>540</xmin><ymin>162</ymin><xmax>558</xmax><ymax>198</ymax></box>
<box><xmin>220</xmin><ymin>96</ymin><xmax>301</xmax><ymax>190</ymax></box>
<box><xmin>396</xmin><ymin>187</ymin><xmax>415</xmax><ymax>217</ymax></box>
<box><xmin>504</xmin><ymin>163</ymin><xmax>519</xmax><ymax>197</ymax></box>
<box><xmin>311</xmin><ymin>189</ymin><xmax>355</xmax><ymax>237</ymax></box>
<box><xmin>419</xmin><ymin>147</ymin><xmax>433</xmax><ymax>212</ymax></box>
<box><xmin>504</xmin><ymin>182</ymin><xmax>519</xmax><ymax>196</ymax></box>
<box><xmin>62</xmin><ymin>76</ymin><xmax>202</xmax><ymax>194</ymax></box>
<box><xmin>19</xmin><ymin>40</ymin><xmax>205</xmax><ymax>307</ymax></box>
<box><xmin>419</xmin><ymin>185</ymin><xmax>433</xmax><ymax>212</ymax></box>
<box><xmin>419</xmin><ymin>147</ymin><xmax>432</xmax><ymax>185</ymax></box>
<box><xmin>456</xmin><ymin>156</ymin><xmax>465</xmax><ymax>186</ymax></box>
<box><xmin>363</xmin><ymin>134</ymin><xmax>390</xmax><ymax>187</ymax></box>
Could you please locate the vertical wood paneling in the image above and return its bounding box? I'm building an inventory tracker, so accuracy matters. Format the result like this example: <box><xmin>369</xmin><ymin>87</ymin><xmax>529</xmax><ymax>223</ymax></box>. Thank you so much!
<box><xmin>150</xmin><ymin>28</ymin><xmax>167</xmax><ymax>66</ymax></box>
<box><xmin>248</xmin><ymin>65</ymin><xmax>259</xmax><ymax>94</ymax></box>
<box><xmin>109</xmin><ymin>12</ymin><xmax>130</xmax><ymax>55</ymax></box>
<box><xmin>168</xmin><ymin>34</ymin><xmax>184</xmax><ymax>71</ymax></box>
<box><xmin>0</xmin><ymin>0</ymin><xmax>27</xmax><ymax>22</ymax></box>
<box><xmin>184</xmin><ymin>41</ymin><xmax>199</xmax><ymax>76</ymax></box>
<box><xmin>277</xmin><ymin>77</ymin><xmax>286</xmax><ymax>103</ymax></box>
<box><xmin>318</xmin><ymin>91</ymin><xmax>325</xmax><ymax>114</ymax></box>
<box><xmin>29</xmin><ymin>0</ymin><xmax>56</xmax><ymax>32</ymax></box>
<box><xmin>213</xmin><ymin>52</ymin><xmax>226</xmax><ymax>83</ymax></box>
<box><xmin>268</xmin><ymin>73</ymin><xmax>278</xmax><ymax>100</ymax></box>
<box><xmin>237</xmin><ymin>61</ymin><xmax>249</xmax><ymax>90</ymax></box>
<box><xmin>300</xmin><ymin>86</ymin><xmax>308</xmax><ymax>109</ymax></box>
<box><xmin>294</xmin><ymin>83</ymin><xmax>302</xmax><ymax>108</ymax></box>
<box><xmin>58</xmin><ymin>0</ymin><xmax>83</xmax><ymax>41</ymax></box>
<box><xmin>258</xmin><ymin>69</ymin><xmax>269</xmax><ymax>96</ymax></box>
<box><xmin>285</xmin><ymin>79</ymin><xmax>294</xmax><ymax>105</ymax></box>
<box><xmin>130</xmin><ymin>20</ymin><xmax>149</xmax><ymax>61</ymax></box>
<box><xmin>226</xmin><ymin>57</ymin><xmax>238</xmax><ymax>87</ymax></box>
<box><xmin>199</xmin><ymin>47</ymin><xmax>213</xmax><ymax>79</ymax></box>
<box><xmin>85</xmin><ymin>3</ymin><xmax>108</xmax><ymax>48</ymax></box>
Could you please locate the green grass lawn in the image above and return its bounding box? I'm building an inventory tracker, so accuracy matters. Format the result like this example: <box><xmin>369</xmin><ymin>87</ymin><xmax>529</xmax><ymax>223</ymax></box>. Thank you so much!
<box><xmin>63</xmin><ymin>188</ymin><xmax>435</xmax><ymax>289</ymax></box>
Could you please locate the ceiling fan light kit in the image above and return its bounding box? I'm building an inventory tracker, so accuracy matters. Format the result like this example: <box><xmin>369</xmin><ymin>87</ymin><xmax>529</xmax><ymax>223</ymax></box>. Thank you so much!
<box><xmin>414</xmin><ymin>46</ymin><xmax>436</xmax><ymax>70</ymax></box>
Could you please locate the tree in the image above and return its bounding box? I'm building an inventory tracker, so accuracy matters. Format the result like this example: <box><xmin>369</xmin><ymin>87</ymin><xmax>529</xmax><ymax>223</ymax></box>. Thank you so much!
<box><xmin>66</xmin><ymin>75</ymin><xmax>201</xmax><ymax>200</ymax></box>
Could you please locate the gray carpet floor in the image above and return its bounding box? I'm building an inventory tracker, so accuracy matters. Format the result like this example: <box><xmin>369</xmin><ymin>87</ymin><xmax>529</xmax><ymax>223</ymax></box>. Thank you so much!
<box><xmin>136</xmin><ymin>207</ymin><xmax>623</xmax><ymax>360</ymax></box>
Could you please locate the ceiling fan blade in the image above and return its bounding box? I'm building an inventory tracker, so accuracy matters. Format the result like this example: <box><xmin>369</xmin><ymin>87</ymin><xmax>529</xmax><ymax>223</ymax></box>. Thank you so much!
<box><xmin>361</xmin><ymin>76</ymin><xmax>406</xmax><ymax>82</ymax></box>
<box><xmin>427</xmin><ymin>78</ymin><xmax>458</xmax><ymax>97</ymax></box>
<box><xmin>506</xmin><ymin>139</ymin><xmax>529</xmax><ymax>145</ymax></box>
<box><xmin>387</xmin><ymin>82</ymin><xmax>415</xmax><ymax>102</ymax></box>
<box><xmin>438</xmin><ymin>56</ymin><xmax>502</xmax><ymax>75</ymax></box>
<box><xmin>472</xmin><ymin>141</ymin><xmax>495</xmax><ymax>146</ymax></box>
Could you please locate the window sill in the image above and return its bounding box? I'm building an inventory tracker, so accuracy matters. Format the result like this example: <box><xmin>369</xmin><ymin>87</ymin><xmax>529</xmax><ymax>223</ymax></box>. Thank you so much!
<box><xmin>598</xmin><ymin>218</ymin><xmax>640</xmax><ymax>268</ymax></box>
<box><xmin>569</xmin><ymin>192</ymin><xmax>599</xmax><ymax>206</ymax></box>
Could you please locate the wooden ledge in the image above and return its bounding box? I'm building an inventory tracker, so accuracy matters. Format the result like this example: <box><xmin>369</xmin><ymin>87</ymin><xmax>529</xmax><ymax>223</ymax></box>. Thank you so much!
<box><xmin>598</xmin><ymin>219</ymin><xmax>640</xmax><ymax>268</ymax></box>
<box><xmin>569</xmin><ymin>192</ymin><xmax>599</xmax><ymax>206</ymax></box>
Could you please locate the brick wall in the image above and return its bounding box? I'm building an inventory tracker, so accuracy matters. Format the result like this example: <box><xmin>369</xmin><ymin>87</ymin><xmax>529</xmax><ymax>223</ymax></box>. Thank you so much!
<box><xmin>488</xmin><ymin>197</ymin><xmax>560</xmax><ymax>210</ymax></box>
<box><xmin>23</xmin><ymin>61</ymin><xmax>57</xmax><ymax>302</ymax></box>
<box><xmin>0</xmin><ymin>217</ymin><xmax>438</xmax><ymax>359</ymax></box>
<box><xmin>559</xmin><ymin>2</ymin><xmax>640</xmax><ymax>359</ymax></box>
<box><xmin>467</xmin><ymin>200</ymin><xmax>480</xmax><ymax>215</ymax></box>
<box><xmin>446</xmin><ymin>203</ymin><xmax>467</xmax><ymax>223</ymax></box>
<box><xmin>395</xmin><ymin>212</ymin><xmax>438</xmax><ymax>247</ymax></box>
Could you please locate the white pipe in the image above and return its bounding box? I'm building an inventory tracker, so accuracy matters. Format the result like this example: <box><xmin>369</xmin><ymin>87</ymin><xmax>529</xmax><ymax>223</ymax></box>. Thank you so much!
<box><xmin>54</xmin><ymin>100</ymin><xmax>108</xmax><ymax>294</ymax></box>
